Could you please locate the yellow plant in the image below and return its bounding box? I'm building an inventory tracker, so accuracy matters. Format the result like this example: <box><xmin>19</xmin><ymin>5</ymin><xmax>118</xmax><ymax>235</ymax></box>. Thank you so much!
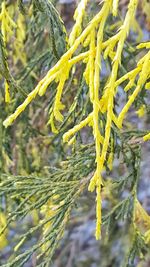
<box><xmin>0</xmin><ymin>1</ymin><xmax>16</xmax><ymax>103</ymax></box>
<box><xmin>2</xmin><ymin>0</ymin><xmax>150</xmax><ymax>240</ymax></box>
<box><xmin>135</xmin><ymin>200</ymin><xmax>150</xmax><ymax>244</ymax></box>
<box><xmin>136</xmin><ymin>105</ymin><xmax>146</xmax><ymax>118</ymax></box>
<box><xmin>0</xmin><ymin>1</ymin><xmax>16</xmax><ymax>43</ymax></box>
<box><xmin>41</xmin><ymin>199</ymin><xmax>58</xmax><ymax>252</ymax></box>
<box><xmin>0</xmin><ymin>212</ymin><xmax>8</xmax><ymax>250</ymax></box>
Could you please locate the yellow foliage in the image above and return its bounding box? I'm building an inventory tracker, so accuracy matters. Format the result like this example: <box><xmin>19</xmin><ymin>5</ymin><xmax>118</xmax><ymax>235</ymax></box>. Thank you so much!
<box><xmin>2</xmin><ymin>0</ymin><xmax>150</xmax><ymax>240</ymax></box>
<box><xmin>0</xmin><ymin>1</ymin><xmax>16</xmax><ymax>43</ymax></box>
<box><xmin>69</xmin><ymin>0</ymin><xmax>89</xmax><ymax>46</ymax></box>
<box><xmin>135</xmin><ymin>200</ymin><xmax>150</xmax><ymax>244</ymax></box>
<box><xmin>143</xmin><ymin>133</ymin><xmax>150</xmax><ymax>142</ymax></box>
<box><xmin>0</xmin><ymin>0</ymin><xmax>16</xmax><ymax>104</ymax></box>
<box><xmin>5</xmin><ymin>80</ymin><xmax>10</xmax><ymax>103</ymax></box>
<box><xmin>0</xmin><ymin>212</ymin><xmax>8</xmax><ymax>250</ymax></box>
<box><xmin>136</xmin><ymin>105</ymin><xmax>146</xmax><ymax>118</ymax></box>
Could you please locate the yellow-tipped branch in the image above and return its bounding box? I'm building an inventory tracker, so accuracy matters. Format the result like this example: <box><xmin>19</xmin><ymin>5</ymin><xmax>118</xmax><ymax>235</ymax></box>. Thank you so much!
<box><xmin>69</xmin><ymin>0</ymin><xmax>89</xmax><ymax>46</ymax></box>
<box><xmin>89</xmin><ymin>0</ymin><xmax>112</xmax><ymax>240</ymax></box>
<box><xmin>118</xmin><ymin>51</ymin><xmax>150</xmax><ymax>128</ymax></box>
<box><xmin>63</xmin><ymin>113</ymin><xmax>93</xmax><ymax>143</ymax></box>
<box><xmin>113</xmin><ymin>0</ymin><xmax>119</xmax><ymax>16</ymax></box>
<box><xmin>5</xmin><ymin>80</ymin><xmax>10</xmax><ymax>103</ymax></box>
<box><xmin>143</xmin><ymin>133</ymin><xmax>150</xmax><ymax>141</ymax></box>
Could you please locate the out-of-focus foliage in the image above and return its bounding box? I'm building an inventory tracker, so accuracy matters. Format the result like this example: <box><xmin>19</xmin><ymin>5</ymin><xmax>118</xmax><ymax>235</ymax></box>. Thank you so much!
<box><xmin>0</xmin><ymin>0</ymin><xmax>150</xmax><ymax>266</ymax></box>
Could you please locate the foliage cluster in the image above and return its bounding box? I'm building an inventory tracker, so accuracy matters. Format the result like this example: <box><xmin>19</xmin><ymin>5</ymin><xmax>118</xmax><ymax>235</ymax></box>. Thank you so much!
<box><xmin>0</xmin><ymin>0</ymin><xmax>150</xmax><ymax>266</ymax></box>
